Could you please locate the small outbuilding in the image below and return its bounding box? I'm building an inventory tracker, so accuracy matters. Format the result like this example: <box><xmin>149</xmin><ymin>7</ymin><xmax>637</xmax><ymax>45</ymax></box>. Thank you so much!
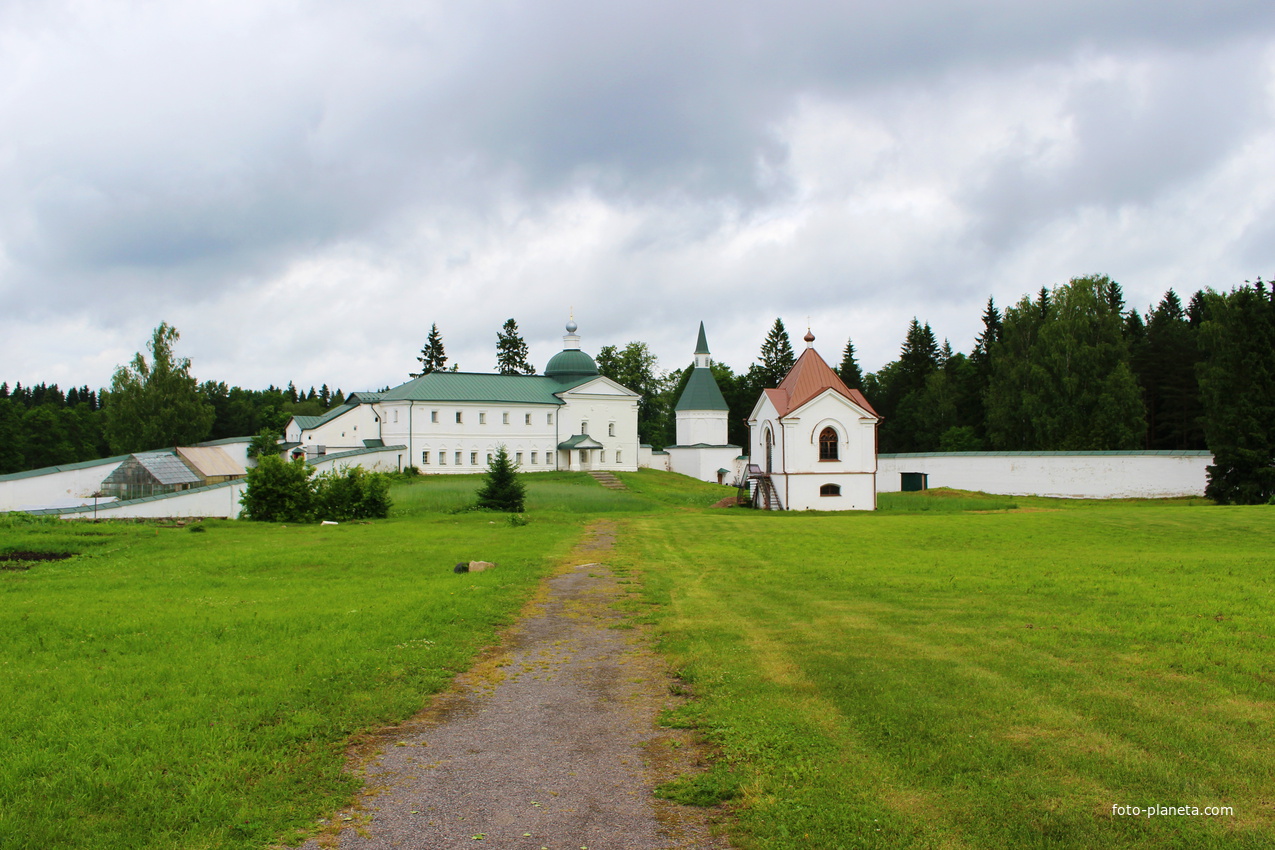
<box><xmin>100</xmin><ymin>452</ymin><xmax>203</xmax><ymax>500</ymax></box>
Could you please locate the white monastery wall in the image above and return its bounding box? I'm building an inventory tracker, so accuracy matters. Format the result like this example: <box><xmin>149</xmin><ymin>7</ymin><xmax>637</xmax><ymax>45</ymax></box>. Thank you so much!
<box><xmin>53</xmin><ymin>479</ymin><xmax>248</xmax><ymax>520</ymax></box>
<box><xmin>665</xmin><ymin>446</ymin><xmax>743</xmax><ymax>484</ymax></box>
<box><xmin>0</xmin><ymin>457</ymin><xmax>126</xmax><ymax>512</ymax></box>
<box><xmin>877</xmin><ymin>452</ymin><xmax>1212</xmax><ymax>499</ymax></box>
<box><xmin>558</xmin><ymin>391</ymin><xmax>640</xmax><ymax>472</ymax></box>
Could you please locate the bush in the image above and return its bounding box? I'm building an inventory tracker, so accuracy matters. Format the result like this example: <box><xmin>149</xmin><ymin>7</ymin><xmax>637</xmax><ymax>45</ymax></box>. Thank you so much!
<box><xmin>475</xmin><ymin>445</ymin><xmax>525</xmax><ymax>512</ymax></box>
<box><xmin>240</xmin><ymin>456</ymin><xmax>316</xmax><ymax>522</ymax></box>
<box><xmin>313</xmin><ymin>466</ymin><xmax>392</xmax><ymax>520</ymax></box>
<box><xmin>240</xmin><ymin>459</ymin><xmax>392</xmax><ymax>522</ymax></box>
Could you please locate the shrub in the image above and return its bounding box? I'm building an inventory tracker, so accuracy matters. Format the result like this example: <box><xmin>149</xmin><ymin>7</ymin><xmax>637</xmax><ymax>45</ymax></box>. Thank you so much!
<box><xmin>313</xmin><ymin>466</ymin><xmax>392</xmax><ymax>521</ymax></box>
<box><xmin>241</xmin><ymin>460</ymin><xmax>393</xmax><ymax>523</ymax></box>
<box><xmin>240</xmin><ymin>456</ymin><xmax>315</xmax><ymax>522</ymax></box>
<box><xmin>475</xmin><ymin>445</ymin><xmax>525</xmax><ymax>512</ymax></box>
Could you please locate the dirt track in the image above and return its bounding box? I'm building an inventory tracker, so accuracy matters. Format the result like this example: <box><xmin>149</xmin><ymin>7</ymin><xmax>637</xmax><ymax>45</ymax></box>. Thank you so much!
<box><xmin>301</xmin><ymin>521</ymin><xmax>731</xmax><ymax>850</ymax></box>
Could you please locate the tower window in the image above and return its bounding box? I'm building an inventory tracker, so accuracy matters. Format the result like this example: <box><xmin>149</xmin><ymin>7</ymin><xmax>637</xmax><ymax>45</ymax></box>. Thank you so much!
<box><xmin>819</xmin><ymin>427</ymin><xmax>839</xmax><ymax>461</ymax></box>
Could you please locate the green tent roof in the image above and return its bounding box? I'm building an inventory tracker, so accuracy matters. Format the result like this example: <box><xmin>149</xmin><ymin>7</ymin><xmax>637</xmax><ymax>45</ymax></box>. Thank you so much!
<box><xmin>695</xmin><ymin>321</ymin><xmax>710</xmax><ymax>355</ymax></box>
<box><xmin>675</xmin><ymin>366</ymin><xmax>729</xmax><ymax>411</ymax></box>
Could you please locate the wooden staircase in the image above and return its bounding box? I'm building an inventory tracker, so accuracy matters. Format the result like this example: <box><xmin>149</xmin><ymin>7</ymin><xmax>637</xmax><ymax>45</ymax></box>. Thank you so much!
<box><xmin>745</xmin><ymin>464</ymin><xmax>783</xmax><ymax>510</ymax></box>
<box><xmin>587</xmin><ymin>471</ymin><xmax>627</xmax><ymax>490</ymax></box>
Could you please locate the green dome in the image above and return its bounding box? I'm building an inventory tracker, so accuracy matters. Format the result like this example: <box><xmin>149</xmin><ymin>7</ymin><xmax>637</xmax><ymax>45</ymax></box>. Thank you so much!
<box><xmin>544</xmin><ymin>349</ymin><xmax>599</xmax><ymax>379</ymax></box>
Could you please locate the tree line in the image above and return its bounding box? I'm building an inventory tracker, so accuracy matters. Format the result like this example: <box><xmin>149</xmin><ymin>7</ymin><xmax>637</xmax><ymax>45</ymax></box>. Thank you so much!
<box><xmin>5</xmin><ymin>281</ymin><xmax>1272</xmax><ymax>504</ymax></box>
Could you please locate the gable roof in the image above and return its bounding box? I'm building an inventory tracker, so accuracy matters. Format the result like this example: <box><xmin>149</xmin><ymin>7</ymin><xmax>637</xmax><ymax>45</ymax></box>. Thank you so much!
<box><xmin>377</xmin><ymin>371</ymin><xmax>588</xmax><ymax>405</ymax></box>
<box><xmin>767</xmin><ymin>348</ymin><xmax>879</xmax><ymax>418</ymax></box>
<box><xmin>175</xmin><ymin>446</ymin><xmax>245</xmax><ymax>478</ymax></box>
<box><xmin>292</xmin><ymin>402</ymin><xmax>359</xmax><ymax>431</ymax></box>
<box><xmin>102</xmin><ymin>452</ymin><xmax>203</xmax><ymax>487</ymax></box>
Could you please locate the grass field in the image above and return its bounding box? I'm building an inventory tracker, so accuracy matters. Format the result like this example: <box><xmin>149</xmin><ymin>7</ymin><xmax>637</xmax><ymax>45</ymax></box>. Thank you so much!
<box><xmin>3</xmin><ymin>474</ymin><xmax>1271</xmax><ymax>849</ymax></box>
<box><xmin>614</xmin><ymin>501</ymin><xmax>1275</xmax><ymax>849</ymax></box>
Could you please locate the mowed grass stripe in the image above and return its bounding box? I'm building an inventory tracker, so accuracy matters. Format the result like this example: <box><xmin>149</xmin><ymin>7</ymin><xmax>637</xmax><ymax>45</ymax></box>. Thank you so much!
<box><xmin>618</xmin><ymin>507</ymin><xmax>1275</xmax><ymax>849</ymax></box>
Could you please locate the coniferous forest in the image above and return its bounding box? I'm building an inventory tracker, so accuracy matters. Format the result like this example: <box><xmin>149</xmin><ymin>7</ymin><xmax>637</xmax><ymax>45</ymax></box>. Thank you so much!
<box><xmin>2</xmin><ymin>276</ymin><xmax>1272</xmax><ymax>503</ymax></box>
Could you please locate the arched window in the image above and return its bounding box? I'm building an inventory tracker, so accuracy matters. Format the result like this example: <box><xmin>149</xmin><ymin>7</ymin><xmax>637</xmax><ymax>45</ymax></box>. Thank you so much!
<box><xmin>819</xmin><ymin>427</ymin><xmax>839</xmax><ymax>460</ymax></box>
<box><xmin>820</xmin><ymin>483</ymin><xmax>841</xmax><ymax>497</ymax></box>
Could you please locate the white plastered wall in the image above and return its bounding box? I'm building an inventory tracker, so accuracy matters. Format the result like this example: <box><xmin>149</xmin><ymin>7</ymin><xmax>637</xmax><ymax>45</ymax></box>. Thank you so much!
<box><xmin>877</xmin><ymin>452</ymin><xmax>1212</xmax><ymax>499</ymax></box>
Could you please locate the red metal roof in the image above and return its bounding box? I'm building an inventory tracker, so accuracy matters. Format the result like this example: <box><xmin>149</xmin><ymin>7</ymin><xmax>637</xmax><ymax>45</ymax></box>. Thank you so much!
<box><xmin>767</xmin><ymin>348</ymin><xmax>879</xmax><ymax>418</ymax></box>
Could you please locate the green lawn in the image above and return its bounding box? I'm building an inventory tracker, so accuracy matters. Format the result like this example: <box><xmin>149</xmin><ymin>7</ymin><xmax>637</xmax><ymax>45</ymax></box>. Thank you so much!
<box><xmin>3</xmin><ymin>475</ymin><xmax>1270</xmax><ymax>849</ymax></box>
<box><xmin>614</xmin><ymin>503</ymin><xmax>1275</xmax><ymax>849</ymax></box>
<box><xmin>0</xmin><ymin>470</ymin><xmax>733</xmax><ymax>850</ymax></box>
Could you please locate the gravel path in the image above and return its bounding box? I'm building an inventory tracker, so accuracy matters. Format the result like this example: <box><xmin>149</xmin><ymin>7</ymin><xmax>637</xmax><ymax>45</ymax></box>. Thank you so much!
<box><xmin>301</xmin><ymin>521</ymin><xmax>732</xmax><ymax>850</ymax></box>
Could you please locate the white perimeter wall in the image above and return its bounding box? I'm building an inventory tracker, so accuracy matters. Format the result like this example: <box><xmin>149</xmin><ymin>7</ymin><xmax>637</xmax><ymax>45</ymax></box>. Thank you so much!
<box><xmin>877</xmin><ymin>452</ymin><xmax>1212</xmax><ymax>499</ymax></box>
<box><xmin>34</xmin><ymin>446</ymin><xmax>409</xmax><ymax>520</ymax></box>
<box><xmin>0</xmin><ymin>458</ymin><xmax>126</xmax><ymax>512</ymax></box>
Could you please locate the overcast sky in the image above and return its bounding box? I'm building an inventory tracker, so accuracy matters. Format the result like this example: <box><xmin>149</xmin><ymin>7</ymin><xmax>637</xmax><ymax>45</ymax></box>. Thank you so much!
<box><xmin>3</xmin><ymin>0</ymin><xmax>1274</xmax><ymax>394</ymax></box>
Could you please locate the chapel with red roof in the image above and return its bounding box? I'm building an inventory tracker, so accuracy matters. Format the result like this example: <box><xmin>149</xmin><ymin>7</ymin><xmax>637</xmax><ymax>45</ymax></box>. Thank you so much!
<box><xmin>745</xmin><ymin>329</ymin><xmax>880</xmax><ymax>510</ymax></box>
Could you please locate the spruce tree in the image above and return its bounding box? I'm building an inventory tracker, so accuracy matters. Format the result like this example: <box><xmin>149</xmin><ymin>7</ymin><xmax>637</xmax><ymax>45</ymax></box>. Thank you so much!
<box><xmin>1196</xmin><ymin>280</ymin><xmax>1275</xmax><ymax>503</ymax></box>
<box><xmin>495</xmin><ymin>318</ymin><xmax>536</xmax><ymax>375</ymax></box>
<box><xmin>412</xmin><ymin>324</ymin><xmax>449</xmax><ymax>377</ymax></box>
<box><xmin>837</xmin><ymin>338</ymin><xmax>863</xmax><ymax>389</ymax></box>
<box><xmin>475</xmin><ymin>445</ymin><xmax>526</xmax><ymax>512</ymax></box>
<box><xmin>757</xmin><ymin>319</ymin><xmax>796</xmax><ymax>387</ymax></box>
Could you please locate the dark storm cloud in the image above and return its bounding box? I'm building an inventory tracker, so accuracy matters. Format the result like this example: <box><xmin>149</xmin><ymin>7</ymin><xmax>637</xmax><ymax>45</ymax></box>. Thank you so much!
<box><xmin>3</xmin><ymin>0</ymin><xmax>1275</xmax><ymax>385</ymax></box>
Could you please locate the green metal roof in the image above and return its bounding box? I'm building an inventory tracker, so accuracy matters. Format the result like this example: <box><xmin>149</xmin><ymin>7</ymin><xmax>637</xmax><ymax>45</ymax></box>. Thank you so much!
<box><xmin>378</xmin><ymin>372</ymin><xmax>579</xmax><ymax>404</ymax></box>
<box><xmin>0</xmin><ymin>453</ymin><xmax>129</xmax><ymax>482</ymax></box>
<box><xmin>558</xmin><ymin>434</ymin><xmax>604</xmax><ymax>449</ymax></box>
<box><xmin>695</xmin><ymin>322</ymin><xmax>710</xmax><ymax>355</ymax></box>
<box><xmin>544</xmin><ymin>349</ymin><xmax>599</xmax><ymax>380</ymax></box>
<box><xmin>675</xmin><ymin>366</ymin><xmax>729</xmax><ymax>411</ymax></box>
<box><xmin>291</xmin><ymin>402</ymin><xmax>359</xmax><ymax>432</ymax></box>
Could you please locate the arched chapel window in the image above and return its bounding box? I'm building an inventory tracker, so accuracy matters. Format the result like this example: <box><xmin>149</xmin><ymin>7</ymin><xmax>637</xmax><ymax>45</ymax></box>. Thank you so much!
<box><xmin>819</xmin><ymin>427</ymin><xmax>839</xmax><ymax>461</ymax></box>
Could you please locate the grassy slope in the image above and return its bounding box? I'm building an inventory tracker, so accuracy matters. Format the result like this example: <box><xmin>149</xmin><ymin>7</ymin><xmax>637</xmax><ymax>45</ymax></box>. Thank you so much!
<box><xmin>615</xmin><ymin>502</ymin><xmax>1275</xmax><ymax>849</ymax></box>
<box><xmin>6</xmin><ymin>474</ymin><xmax>1268</xmax><ymax>850</ymax></box>
<box><xmin>0</xmin><ymin>470</ymin><xmax>733</xmax><ymax>850</ymax></box>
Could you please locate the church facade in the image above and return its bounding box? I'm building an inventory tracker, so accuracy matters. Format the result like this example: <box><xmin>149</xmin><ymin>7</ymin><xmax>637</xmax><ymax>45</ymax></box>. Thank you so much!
<box><xmin>285</xmin><ymin>321</ymin><xmax>641</xmax><ymax>474</ymax></box>
<box><xmin>746</xmin><ymin>331</ymin><xmax>880</xmax><ymax>510</ymax></box>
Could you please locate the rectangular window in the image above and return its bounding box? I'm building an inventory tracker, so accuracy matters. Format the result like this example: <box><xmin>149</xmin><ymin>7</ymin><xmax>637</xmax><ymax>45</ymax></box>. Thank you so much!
<box><xmin>503</xmin><ymin>412</ymin><xmax>510</xmax><ymax>425</ymax></box>
<box><xmin>616</xmin><ymin>450</ymin><xmax>622</xmax><ymax>464</ymax></box>
<box><xmin>547</xmin><ymin>413</ymin><xmax>554</xmax><ymax>425</ymax></box>
<box><xmin>487</xmin><ymin>453</ymin><xmax>493</xmax><ymax>464</ymax></box>
<box><xmin>393</xmin><ymin>409</ymin><xmax>399</xmax><ymax>423</ymax></box>
<box><xmin>516</xmin><ymin>452</ymin><xmax>523</xmax><ymax>464</ymax></box>
<box><xmin>431</xmin><ymin>410</ymin><xmax>438</xmax><ymax>423</ymax></box>
<box><xmin>455</xmin><ymin>451</ymin><xmax>462</xmax><ymax>465</ymax></box>
<box><xmin>479</xmin><ymin>412</ymin><xmax>486</xmax><ymax>424</ymax></box>
<box><xmin>470</xmin><ymin>452</ymin><xmax>478</xmax><ymax>465</ymax></box>
<box><xmin>601</xmin><ymin>451</ymin><xmax>606</xmax><ymax>464</ymax></box>
<box><xmin>579</xmin><ymin>450</ymin><xmax>587</xmax><ymax>463</ymax></box>
<box><xmin>422</xmin><ymin>451</ymin><xmax>430</xmax><ymax>465</ymax></box>
<box><xmin>531</xmin><ymin>451</ymin><xmax>537</xmax><ymax>464</ymax></box>
<box><xmin>455</xmin><ymin>411</ymin><xmax>463</xmax><ymax>424</ymax></box>
<box><xmin>525</xmin><ymin>413</ymin><xmax>532</xmax><ymax>425</ymax></box>
<box><xmin>439</xmin><ymin>452</ymin><xmax>447</xmax><ymax>465</ymax></box>
<box><xmin>608</xmin><ymin>422</ymin><xmax>614</xmax><ymax>436</ymax></box>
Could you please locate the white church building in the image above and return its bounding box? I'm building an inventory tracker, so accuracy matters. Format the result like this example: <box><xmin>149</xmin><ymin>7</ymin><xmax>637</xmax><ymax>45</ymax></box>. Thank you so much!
<box><xmin>747</xmin><ymin>330</ymin><xmax>880</xmax><ymax>510</ymax></box>
<box><xmin>285</xmin><ymin>320</ymin><xmax>641</xmax><ymax>474</ymax></box>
